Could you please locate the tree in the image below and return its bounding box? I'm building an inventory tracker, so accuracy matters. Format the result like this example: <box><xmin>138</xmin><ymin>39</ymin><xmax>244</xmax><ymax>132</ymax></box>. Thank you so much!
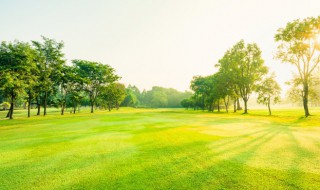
<box><xmin>217</xmin><ymin>40</ymin><xmax>268</xmax><ymax>114</ymax></box>
<box><xmin>275</xmin><ymin>16</ymin><xmax>320</xmax><ymax>117</ymax></box>
<box><xmin>214</xmin><ymin>72</ymin><xmax>234</xmax><ymax>112</ymax></box>
<box><xmin>190</xmin><ymin>76</ymin><xmax>207</xmax><ymax>110</ymax></box>
<box><xmin>148</xmin><ymin>88</ymin><xmax>168</xmax><ymax>108</ymax></box>
<box><xmin>112</xmin><ymin>83</ymin><xmax>126</xmax><ymax>110</ymax></box>
<box><xmin>256</xmin><ymin>74</ymin><xmax>281</xmax><ymax>115</ymax></box>
<box><xmin>25</xmin><ymin>66</ymin><xmax>39</xmax><ymax>118</ymax></box>
<box><xmin>121</xmin><ymin>91</ymin><xmax>138</xmax><ymax>107</ymax></box>
<box><xmin>32</xmin><ymin>36</ymin><xmax>65</xmax><ymax>116</ymax></box>
<box><xmin>68</xmin><ymin>90</ymin><xmax>84</xmax><ymax>114</ymax></box>
<box><xmin>181</xmin><ymin>98</ymin><xmax>194</xmax><ymax>110</ymax></box>
<box><xmin>286</xmin><ymin>74</ymin><xmax>320</xmax><ymax>107</ymax></box>
<box><xmin>98</xmin><ymin>83</ymin><xmax>126</xmax><ymax>111</ymax></box>
<box><xmin>73</xmin><ymin>59</ymin><xmax>119</xmax><ymax>113</ymax></box>
<box><xmin>57</xmin><ymin>65</ymin><xmax>83</xmax><ymax>115</ymax></box>
<box><xmin>0</xmin><ymin>41</ymin><xmax>35</xmax><ymax>119</ymax></box>
<box><xmin>216</xmin><ymin>50</ymin><xmax>241</xmax><ymax>112</ymax></box>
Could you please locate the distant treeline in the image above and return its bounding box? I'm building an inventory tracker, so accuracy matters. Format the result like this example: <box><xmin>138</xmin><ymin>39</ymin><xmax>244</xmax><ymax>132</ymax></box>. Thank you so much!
<box><xmin>121</xmin><ymin>85</ymin><xmax>192</xmax><ymax>108</ymax></box>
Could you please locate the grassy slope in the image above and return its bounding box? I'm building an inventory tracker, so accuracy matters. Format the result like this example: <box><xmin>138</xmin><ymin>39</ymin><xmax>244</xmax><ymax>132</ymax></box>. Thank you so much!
<box><xmin>0</xmin><ymin>108</ymin><xmax>320</xmax><ymax>189</ymax></box>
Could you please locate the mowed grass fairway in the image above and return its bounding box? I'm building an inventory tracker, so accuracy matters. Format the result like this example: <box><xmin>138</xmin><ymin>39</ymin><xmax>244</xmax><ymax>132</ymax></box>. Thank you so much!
<box><xmin>1</xmin><ymin>108</ymin><xmax>320</xmax><ymax>189</ymax></box>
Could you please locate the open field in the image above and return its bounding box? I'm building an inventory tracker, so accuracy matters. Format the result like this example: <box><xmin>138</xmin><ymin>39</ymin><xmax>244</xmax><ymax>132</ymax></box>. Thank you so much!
<box><xmin>1</xmin><ymin>108</ymin><xmax>320</xmax><ymax>189</ymax></box>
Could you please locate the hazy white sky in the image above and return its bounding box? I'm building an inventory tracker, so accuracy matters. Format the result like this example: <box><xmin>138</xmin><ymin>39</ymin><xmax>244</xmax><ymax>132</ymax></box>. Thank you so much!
<box><xmin>1</xmin><ymin>0</ymin><xmax>320</xmax><ymax>93</ymax></box>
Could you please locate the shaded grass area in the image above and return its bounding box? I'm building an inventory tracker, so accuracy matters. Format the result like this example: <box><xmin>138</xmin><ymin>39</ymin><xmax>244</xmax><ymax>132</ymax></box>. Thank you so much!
<box><xmin>1</xmin><ymin>108</ymin><xmax>320</xmax><ymax>189</ymax></box>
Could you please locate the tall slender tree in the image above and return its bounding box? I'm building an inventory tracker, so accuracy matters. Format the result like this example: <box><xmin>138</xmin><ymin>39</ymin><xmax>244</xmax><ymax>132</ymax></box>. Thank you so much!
<box><xmin>275</xmin><ymin>16</ymin><xmax>320</xmax><ymax>117</ymax></box>
<box><xmin>256</xmin><ymin>74</ymin><xmax>281</xmax><ymax>115</ymax></box>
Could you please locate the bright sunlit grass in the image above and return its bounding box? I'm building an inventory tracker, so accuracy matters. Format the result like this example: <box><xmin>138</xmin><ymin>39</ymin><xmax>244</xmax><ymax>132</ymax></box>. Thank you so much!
<box><xmin>1</xmin><ymin>108</ymin><xmax>320</xmax><ymax>189</ymax></box>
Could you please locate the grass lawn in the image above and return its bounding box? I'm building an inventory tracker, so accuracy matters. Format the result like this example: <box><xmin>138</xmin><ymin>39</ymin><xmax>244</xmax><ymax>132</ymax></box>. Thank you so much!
<box><xmin>1</xmin><ymin>107</ymin><xmax>320</xmax><ymax>189</ymax></box>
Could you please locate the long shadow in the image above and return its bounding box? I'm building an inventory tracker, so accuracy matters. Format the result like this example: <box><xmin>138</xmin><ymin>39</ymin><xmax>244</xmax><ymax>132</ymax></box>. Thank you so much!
<box><xmin>64</xmin><ymin>125</ymin><xmax>320</xmax><ymax>189</ymax></box>
<box><xmin>194</xmin><ymin>127</ymin><xmax>286</xmax><ymax>189</ymax></box>
<box><xmin>282</xmin><ymin>127</ymin><xmax>319</xmax><ymax>188</ymax></box>
<box><xmin>206</xmin><ymin>127</ymin><xmax>274</xmax><ymax>150</ymax></box>
<box><xmin>82</xmin><ymin>126</ymin><xmax>285</xmax><ymax>189</ymax></box>
<box><xmin>5</xmin><ymin>123</ymin><xmax>318</xmax><ymax>189</ymax></box>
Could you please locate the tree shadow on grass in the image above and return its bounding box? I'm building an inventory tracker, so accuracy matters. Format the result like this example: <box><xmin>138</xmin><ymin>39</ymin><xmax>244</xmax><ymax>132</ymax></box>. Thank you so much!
<box><xmin>281</xmin><ymin>127</ymin><xmax>319</xmax><ymax>189</ymax></box>
<box><xmin>79</xmin><ymin>127</ymin><xmax>292</xmax><ymax>189</ymax></box>
<box><xmin>103</xmin><ymin>126</ymin><xmax>320</xmax><ymax>189</ymax></box>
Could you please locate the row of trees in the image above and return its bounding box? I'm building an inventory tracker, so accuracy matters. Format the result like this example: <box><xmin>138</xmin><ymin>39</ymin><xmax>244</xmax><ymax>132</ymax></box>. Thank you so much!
<box><xmin>183</xmin><ymin>16</ymin><xmax>320</xmax><ymax>117</ymax></box>
<box><xmin>182</xmin><ymin>40</ymin><xmax>280</xmax><ymax>115</ymax></box>
<box><xmin>0</xmin><ymin>36</ymin><xmax>190</xmax><ymax>120</ymax></box>
<box><xmin>122</xmin><ymin>85</ymin><xmax>192</xmax><ymax>108</ymax></box>
<box><xmin>0</xmin><ymin>36</ymin><xmax>122</xmax><ymax>119</ymax></box>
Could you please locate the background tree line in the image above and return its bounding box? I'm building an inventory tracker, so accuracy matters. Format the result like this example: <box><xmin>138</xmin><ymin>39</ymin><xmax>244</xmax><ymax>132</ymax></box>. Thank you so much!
<box><xmin>121</xmin><ymin>85</ymin><xmax>192</xmax><ymax>108</ymax></box>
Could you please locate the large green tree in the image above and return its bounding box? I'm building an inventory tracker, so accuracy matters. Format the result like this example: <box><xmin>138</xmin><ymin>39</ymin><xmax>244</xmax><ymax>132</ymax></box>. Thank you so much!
<box><xmin>0</xmin><ymin>41</ymin><xmax>36</xmax><ymax>119</ymax></box>
<box><xmin>73</xmin><ymin>59</ymin><xmax>119</xmax><ymax>113</ymax></box>
<box><xmin>216</xmin><ymin>50</ymin><xmax>241</xmax><ymax>112</ymax></box>
<box><xmin>275</xmin><ymin>16</ymin><xmax>320</xmax><ymax>117</ymax></box>
<box><xmin>32</xmin><ymin>36</ymin><xmax>65</xmax><ymax>116</ymax></box>
<box><xmin>98</xmin><ymin>83</ymin><xmax>126</xmax><ymax>111</ymax></box>
<box><xmin>190</xmin><ymin>76</ymin><xmax>207</xmax><ymax>110</ymax></box>
<box><xmin>217</xmin><ymin>40</ymin><xmax>268</xmax><ymax>114</ymax></box>
<box><xmin>57</xmin><ymin>65</ymin><xmax>84</xmax><ymax>115</ymax></box>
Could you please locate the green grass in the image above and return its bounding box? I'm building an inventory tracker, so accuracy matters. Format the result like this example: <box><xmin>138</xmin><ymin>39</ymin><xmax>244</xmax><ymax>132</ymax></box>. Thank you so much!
<box><xmin>1</xmin><ymin>107</ymin><xmax>320</xmax><ymax>189</ymax></box>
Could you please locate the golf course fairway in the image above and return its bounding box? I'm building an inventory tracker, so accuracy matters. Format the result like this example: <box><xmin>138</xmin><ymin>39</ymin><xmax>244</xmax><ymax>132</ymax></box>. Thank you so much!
<box><xmin>1</xmin><ymin>108</ymin><xmax>320</xmax><ymax>189</ymax></box>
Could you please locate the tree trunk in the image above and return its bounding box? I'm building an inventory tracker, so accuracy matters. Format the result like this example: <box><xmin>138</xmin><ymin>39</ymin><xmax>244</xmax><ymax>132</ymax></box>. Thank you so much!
<box><xmin>217</xmin><ymin>100</ymin><xmax>220</xmax><ymax>112</ymax></box>
<box><xmin>202</xmin><ymin>96</ymin><xmax>205</xmax><ymax>111</ymax></box>
<box><xmin>90</xmin><ymin>101</ymin><xmax>94</xmax><ymax>113</ymax></box>
<box><xmin>37</xmin><ymin>96</ymin><xmax>41</xmax><ymax>116</ymax></box>
<box><xmin>28</xmin><ymin>97</ymin><xmax>31</xmax><ymax>118</ymax></box>
<box><xmin>224</xmin><ymin>96</ymin><xmax>229</xmax><ymax>113</ymax></box>
<box><xmin>6</xmin><ymin>106</ymin><xmax>11</xmax><ymax>118</ymax></box>
<box><xmin>237</xmin><ymin>98</ymin><xmax>242</xmax><ymax>110</ymax></box>
<box><xmin>303</xmin><ymin>82</ymin><xmax>310</xmax><ymax>117</ymax></box>
<box><xmin>61</xmin><ymin>104</ymin><xmax>65</xmax><ymax>115</ymax></box>
<box><xmin>268</xmin><ymin>101</ymin><xmax>271</xmax><ymax>116</ymax></box>
<box><xmin>233</xmin><ymin>99</ymin><xmax>237</xmax><ymax>112</ymax></box>
<box><xmin>243</xmin><ymin>99</ymin><xmax>248</xmax><ymax>114</ymax></box>
<box><xmin>212</xmin><ymin>101</ymin><xmax>215</xmax><ymax>112</ymax></box>
<box><xmin>9</xmin><ymin>102</ymin><xmax>14</xmax><ymax>119</ymax></box>
<box><xmin>9</xmin><ymin>93</ymin><xmax>14</xmax><ymax>119</ymax></box>
<box><xmin>43</xmin><ymin>91</ymin><xmax>47</xmax><ymax>116</ymax></box>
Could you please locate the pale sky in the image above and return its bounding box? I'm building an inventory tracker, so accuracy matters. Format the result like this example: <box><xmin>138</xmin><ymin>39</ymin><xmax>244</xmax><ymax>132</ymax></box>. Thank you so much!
<box><xmin>1</xmin><ymin>0</ymin><xmax>320</xmax><ymax>93</ymax></box>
